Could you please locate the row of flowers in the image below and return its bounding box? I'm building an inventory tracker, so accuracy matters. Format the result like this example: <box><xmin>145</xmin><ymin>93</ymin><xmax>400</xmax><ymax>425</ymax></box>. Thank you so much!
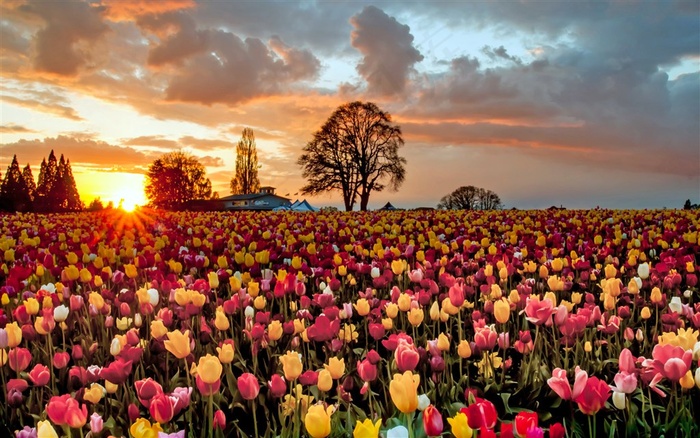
<box><xmin>1</xmin><ymin>208</ymin><xmax>699</xmax><ymax>437</ymax></box>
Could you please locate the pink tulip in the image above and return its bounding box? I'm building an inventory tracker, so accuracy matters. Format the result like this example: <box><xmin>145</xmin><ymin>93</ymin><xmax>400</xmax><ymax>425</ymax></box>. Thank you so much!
<box><xmin>547</xmin><ymin>368</ymin><xmax>571</xmax><ymax>400</ymax></box>
<box><xmin>524</xmin><ymin>297</ymin><xmax>555</xmax><ymax>326</ymax></box>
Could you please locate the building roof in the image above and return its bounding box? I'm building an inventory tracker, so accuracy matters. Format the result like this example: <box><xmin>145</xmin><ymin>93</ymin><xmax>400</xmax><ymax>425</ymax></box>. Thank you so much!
<box><xmin>219</xmin><ymin>192</ymin><xmax>289</xmax><ymax>202</ymax></box>
<box><xmin>379</xmin><ymin>202</ymin><xmax>398</xmax><ymax>210</ymax></box>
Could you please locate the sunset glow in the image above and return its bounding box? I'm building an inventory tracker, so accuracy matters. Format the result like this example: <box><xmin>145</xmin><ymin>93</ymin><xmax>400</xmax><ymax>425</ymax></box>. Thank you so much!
<box><xmin>0</xmin><ymin>1</ymin><xmax>697</xmax><ymax>209</ymax></box>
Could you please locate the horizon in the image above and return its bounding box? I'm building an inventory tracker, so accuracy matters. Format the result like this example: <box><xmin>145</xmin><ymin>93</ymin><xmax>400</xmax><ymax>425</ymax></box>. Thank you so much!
<box><xmin>1</xmin><ymin>1</ymin><xmax>698</xmax><ymax>211</ymax></box>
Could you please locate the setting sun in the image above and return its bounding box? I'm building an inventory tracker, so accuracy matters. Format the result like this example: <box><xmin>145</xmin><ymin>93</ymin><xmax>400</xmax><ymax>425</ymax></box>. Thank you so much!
<box><xmin>75</xmin><ymin>171</ymin><xmax>147</xmax><ymax>210</ymax></box>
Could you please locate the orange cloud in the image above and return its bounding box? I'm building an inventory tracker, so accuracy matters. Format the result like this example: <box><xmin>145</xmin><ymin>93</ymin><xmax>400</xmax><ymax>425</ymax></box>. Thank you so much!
<box><xmin>102</xmin><ymin>0</ymin><xmax>196</xmax><ymax>21</ymax></box>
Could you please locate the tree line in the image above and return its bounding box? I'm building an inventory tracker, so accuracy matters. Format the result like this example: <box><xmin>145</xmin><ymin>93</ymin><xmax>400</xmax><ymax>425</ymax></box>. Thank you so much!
<box><xmin>0</xmin><ymin>150</ymin><xmax>83</xmax><ymax>213</ymax></box>
<box><xmin>2</xmin><ymin>102</ymin><xmax>505</xmax><ymax>213</ymax></box>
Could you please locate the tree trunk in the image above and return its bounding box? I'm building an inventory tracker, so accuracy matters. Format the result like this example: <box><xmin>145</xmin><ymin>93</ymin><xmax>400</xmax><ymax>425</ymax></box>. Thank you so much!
<box><xmin>360</xmin><ymin>191</ymin><xmax>370</xmax><ymax>211</ymax></box>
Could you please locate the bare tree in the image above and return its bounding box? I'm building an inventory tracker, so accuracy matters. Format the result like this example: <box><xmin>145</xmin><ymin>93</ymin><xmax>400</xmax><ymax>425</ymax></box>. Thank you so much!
<box><xmin>298</xmin><ymin>101</ymin><xmax>406</xmax><ymax>211</ymax></box>
<box><xmin>230</xmin><ymin>128</ymin><xmax>261</xmax><ymax>195</ymax></box>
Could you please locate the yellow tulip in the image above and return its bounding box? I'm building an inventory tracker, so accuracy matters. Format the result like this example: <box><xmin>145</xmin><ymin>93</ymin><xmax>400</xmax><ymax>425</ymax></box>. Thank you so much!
<box><xmin>268</xmin><ymin>320</ymin><xmax>283</xmax><ymax>342</ymax></box>
<box><xmin>164</xmin><ymin>330</ymin><xmax>191</xmax><ymax>359</ymax></box>
<box><xmin>196</xmin><ymin>354</ymin><xmax>222</xmax><ymax>384</ymax></box>
<box><xmin>324</xmin><ymin>357</ymin><xmax>345</xmax><ymax>379</ymax></box>
<box><xmin>447</xmin><ymin>412</ymin><xmax>473</xmax><ymax>438</ymax></box>
<box><xmin>124</xmin><ymin>264</ymin><xmax>138</xmax><ymax>279</ymax></box>
<box><xmin>385</xmin><ymin>303</ymin><xmax>399</xmax><ymax>319</ymax></box>
<box><xmin>217</xmin><ymin>343</ymin><xmax>235</xmax><ymax>364</ymax></box>
<box><xmin>64</xmin><ymin>265</ymin><xmax>80</xmax><ymax>281</ymax></box>
<box><xmin>317</xmin><ymin>369</ymin><xmax>333</xmax><ymax>392</ymax></box>
<box><xmin>389</xmin><ymin>371</ymin><xmax>420</xmax><ymax>413</ymax></box>
<box><xmin>208</xmin><ymin>271</ymin><xmax>219</xmax><ymax>289</ymax></box>
<box><xmin>79</xmin><ymin>268</ymin><xmax>92</xmax><ymax>283</ymax></box>
<box><xmin>353</xmin><ymin>418</ymin><xmax>382</xmax><ymax>438</ymax></box>
<box><xmin>457</xmin><ymin>340</ymin><xmax>472</xmax><ymax>359</ymax></box>
<box><xmin>407</xmin><ymin>308</ymin><xmax>424</xmax><ymax>327</ymax></box>
<box><xmin>680</xmin><ymin>370</ymin><xmax>695</xmax><ymax>389</ymax></box>
<box><xmin>650</xmin><ymin>287</ymin><xmax>663</xmax><ymax>304</ymax></box>
<box><xmin>89</xmin><ymin>292</ymin><xmax>105</xmax><ymax>310</ymax></box>
<box><xmin>354</xmin><ymin>298</ymin><xmax>370</xmax><ymax>316</ymax></box>
<box><xmin>5</xmin><ymin>322</ymin><xmax>22</xmax><ymax>348</ymax></box>
<box><xmin>150</xmin><ymin>320</ymin><xmax>168</xmax><ymax>339</ymax></box>
<box><xmin>437</xmin><ymin>333</ymin><xmax>450</xmax><ymax>351</ymax></box>
<box><xmin>37</xmin><ymin>420</ymin><xmax>59</xmax><ymax>438</ymax></box>
<box><xmin>304</xmin><ymin>404</ymin><xmax>334</xmax><ymax>438</ymax></box>
<box><xmin>493</xmin><ymin>299</ymin><xmax>511</xmax><ymax>324</ymax></box>
<box><xmin>25</xmin><ymin>297</ymin><xmax>39</xmax><ymax>315</ymax></box>
<box><xmin>397</xmin><ymin>294</ymin><xmax>411</xmax><ymax>312</ymax></box>
<box><xmin>280</xmin><ymin>351</ymin><xmax>303</xmax><ymax>381</ymax></box>
<box><xmin>214</xmin><ymin>309</ymin><xmax>230</xmax><ymax>331</ymax></box>
<box><xmin>391</xmin><ymin>259</ymin><xmax>404</xmax><ymax>276</ymax></box>
<box><xmin>129</xmin><ymin>418</ymin><xmax>163</xmax><ymax>438</ymax></box>
<box><xmin>641</xmin><ymin>307</ymin><xmax>652</xmax><ymax>319</ymax></box>
<box><xmin>83</xmin><ymin>383</ymin><xmax>105</xmax><ymax>404</ymax></box>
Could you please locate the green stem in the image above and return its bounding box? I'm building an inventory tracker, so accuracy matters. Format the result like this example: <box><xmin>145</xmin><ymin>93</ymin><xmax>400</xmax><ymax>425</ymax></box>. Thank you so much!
<box><xmin>406</xmin><ymin>412</ymin><xmax>414</xmax><ymax>438</ymax></box>
<box><xmin>252</xmin><ymin>400</ymin><xmax>259</xmax><ymax>438</ymax></box>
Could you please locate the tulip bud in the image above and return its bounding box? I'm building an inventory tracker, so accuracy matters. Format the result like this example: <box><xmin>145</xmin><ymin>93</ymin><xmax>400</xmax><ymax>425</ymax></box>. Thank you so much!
<box><xmin>635</xmin><ymin>329</ymin><xmax>644</xmax><ymax>343</ymax></box>
<box><xmin>90</xmin><ymin>412</ymin><xmax>103</xmax><ymax>433</ymax></box>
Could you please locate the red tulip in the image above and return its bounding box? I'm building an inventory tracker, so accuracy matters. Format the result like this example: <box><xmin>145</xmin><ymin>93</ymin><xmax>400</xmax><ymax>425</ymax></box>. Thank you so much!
<box><xmin>480</xmin><ymin>428</ymin><xmax>497</xmax><ymax>438</ymax></box>
<box><xmin>28</xmin><ymin>364</ymin><xmax>50</xmax><ymax>386</ymax></box>
<box><xmin>422</xmin><ymin>405</ymin><xmax>443</xmax><ymax>437</ymax></box>
<box><xmin>135</xmin><ymin>378</ymin><xmax>164</xmax><ymax>408</ymax></box>
<box><xmin>47</xmin><ymin>394</ymin><xmax>88</xmax><ymax>428</ymax></box>
<box><xmin>298</xmin><ymin>370</ymin><xmax>318</xmax><ymax>386</ymax></box>
<box><xmin>149</xmin><ymin>392</ymin><xmax>176</xmax><ymax>423</ymax></box>
<box><xmin>196</xmin><ymin>374</ymin><xmax>221</xmax><ymax>396</ymax></box>
<box><xmin>549</xmin><ymin>423</ymin><xmax>565</xmax><ymax>438</ymax></box>
<box><xmin>214</xmin><ymin>409</ymin><xmax>226</xmax><ymax>429</ymax></box>
<box><xmin>237</xmin><ymin>372</ymin><xmax>260</xmax><ymax>400</ymax></box>
<box><xmin>8</xmin><ymin>347</ymin><xmax>32</xmax><ymax>372</ymax></box>
<box><xmin>53</xmin><ymin>351</ymin><xmax>71</xmax><ymax>369</ymax></box>
<box><xmin>357</xmin><ymin>359</ymin><xmax>378</xmax><ymax>382</ymax></box>
<box><xmin>463</xmin><ymin>397</ymin><xmax>497</xmax><ymax>429</ymax></box>
<box><xmin>128</xmin><ymin>403</ymin><xmax>140</xmax><ymax>422</ymax></box>
<box><xmin>573</xmin><ymin>376</ymin><xmax>610</xmax><ymax>415</ymax></box>
<box><xmin>394</xmin><ymin>340</ymin><xmax>420</xmax><ymax>372</ymax></box>
<box><xmin>268</xmin><ymin>374</ymin><xmax>286</xmax><ymax>398</ymax></box>
<box><xmin>514</xmin><ymin>411</ymin><xmax>538</xmax><ymax>437</ymax></box>
<box><xmin>100</xmin><ymin>358</ymin><xmax>133</xmax><ymax>384</ymax></box>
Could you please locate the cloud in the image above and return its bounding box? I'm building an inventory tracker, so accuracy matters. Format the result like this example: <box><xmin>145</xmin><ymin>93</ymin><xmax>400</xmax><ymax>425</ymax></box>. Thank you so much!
<box><xmin>101</xmin><ymin>0</ymin><xmax>196</xmax><ymax>21</ymax></box>
<box><xmin>18</xmin><ymin>0</ymin><xmax>109</xmax><ymax>76</ymax></box>
<box><xmin>0</xmin><ymin>135</ymin><xmax>155</xmax><ymax>170</ymax></box>
<box><xmin>350</xmin><ymin>6</ymin><xmax>423</xmax><ymax>95</ymax></box>
<box><xmin>135</xmin><ymin>12</ymin><xmax>321</xmax><ymax>105</ymax></box>
<box><xmin>197</xmin><ymin>155</ymin><xmax>224</xmax><ymax>167</ymax></box>
<box><xmin>122</xmin><ymin>135</ymin><xmax>179</xmax><ymax>149</ymax></box>
<box><xmin>179</xmin><ymin>136</ymin><xmax>234</xmax><ymax>151</ymax></box>
<box><xmin>0</xmin><ymin>123</ymin><xmax>35</xmax><ymax>134</ymax></box>
<box><xmin>1</xmin><ymin>95</ymin><xmax>83</xmax><ymax>121</ymax></box>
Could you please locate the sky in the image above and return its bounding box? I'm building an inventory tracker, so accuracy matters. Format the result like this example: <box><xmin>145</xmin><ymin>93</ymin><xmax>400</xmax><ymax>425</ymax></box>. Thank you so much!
<box><xmin>1</xmin><ymin>0</ymin><xmax>698</xmax><ymax>210</ymax></box>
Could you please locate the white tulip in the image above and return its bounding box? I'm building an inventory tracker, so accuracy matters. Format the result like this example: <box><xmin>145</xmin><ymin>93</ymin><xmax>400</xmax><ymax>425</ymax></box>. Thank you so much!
<box><xmin>668</xmin><ymin>296</ymin><xmax>683</xmax><ymax>314</ymax></box>
<box><xmin>244</xmin><ymin>306</ymin><xmax>255</xmax><ymax>319</ymax></box>
<box><xmin>53</xmin><ymin>304</ymin><xmax>69</xmax><ymax>322</ymax></box>
<box><xmin>147</xmin><ymin>288</ymin><xmax>160</xmax><ymax>306</ymax></box>
<box><xmin>370</xmin><ymin>267</ymin><xmax>381</xmax><ymax>278</ymax></box>
<box><xmin>110</xmin><ymin>338</ymin><xmax>122</xmax><ymax>356</ymax></box>
<box><xmin>387</xmin><ymin>426</ymin><xmax>409</xmax><ymax>438</ymax></box>
<box><xmin>417</xmin><ymin>394</ymin><xmax>431</xmax><ymax>411</ymax></box>
<box><xmin>612</xmin><ymin>391</ymin><xmax>626</xmax><ymax>410</ymax></box>
<box><xmin>633</xmin><ymin>277</ymin><xmax>642</xmax><ymax>289</ymax></box>
<box><xmin>693</xmin><ymin>341</ymin><xmax>700</xmax><ymax>361</ymax></box>
<box><xmin>695</xmin><ymin>368</ymin><xmax>700</xmax><ymax>389</ymax></box>
<box><xmin>134</xmin><ymin>313</ymin><xmax>142</xmax><ymax>328</ymax></box>
<box><xmin>683</xmin><ymin>289</ymin><xmax>693</xmax><ymax>298</ymax></box>
<box><xmin>637</xmin><ymin>263</ymin><xmax>650</xmax><ymax>280</ymax></box>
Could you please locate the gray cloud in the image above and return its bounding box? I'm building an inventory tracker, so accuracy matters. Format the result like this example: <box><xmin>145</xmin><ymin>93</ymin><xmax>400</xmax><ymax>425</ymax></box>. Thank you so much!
<box><xmin>350</xmin><ymin>6</ymin><xmax>423</xmax><ymax>96</ymax></box>
<box><xmin>20</xmin><ymin>0</ymin><xmax>109</xmax><ymax>76</ymax></box>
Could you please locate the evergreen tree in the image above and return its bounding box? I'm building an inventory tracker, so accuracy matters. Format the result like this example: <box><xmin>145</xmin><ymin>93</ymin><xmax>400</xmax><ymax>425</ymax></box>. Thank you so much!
<box><xmin>0</xmin><ymin>155</ymin><xmax>31</xmax><ymax>211</ymax></box>
<box><xmin>62</xmin><ymin>159</ymin><xmax>83</xmax><ymax>211</ymax></box>
<box><xmin>36</xmin><ymin>151</ymin><xmax>59</xmax><ymax>212</ymax></box>
<box><xmin>22</xmin><ymin>164</ymin><xmax>36</xmax><ymax>204</ymax></box>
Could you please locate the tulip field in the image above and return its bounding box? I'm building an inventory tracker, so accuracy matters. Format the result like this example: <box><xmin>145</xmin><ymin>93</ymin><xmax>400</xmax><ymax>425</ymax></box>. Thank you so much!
<box><xmin>1</xmin><ymin>208</ymin><xmax>700</xmax><ymax>438</ymax></box>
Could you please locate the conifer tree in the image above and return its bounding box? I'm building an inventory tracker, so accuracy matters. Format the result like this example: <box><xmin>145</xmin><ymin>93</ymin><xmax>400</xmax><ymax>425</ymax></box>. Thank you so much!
<box><xmin>62</xmin><ymin>158</ymin><xmax>83</xmax><ymax>211</ymax></box>
<box><xmin>230</xmin><ymin>128</ymin><xmax>261</xmax><ymax>195</ymax></box>
<box><xmin>36</xmin><ymin>150</ymin><xmax>59</xmax><ymax>211</ymax></box>
<box><xmin>22</xmin><ymin>164</ymin><xmax>36</xmax><ymax>204</ymax></box>
<box><xmin>0</xmin><ymin>155</ymin><xmax>31</xmax><ymax>211</ymax></box>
